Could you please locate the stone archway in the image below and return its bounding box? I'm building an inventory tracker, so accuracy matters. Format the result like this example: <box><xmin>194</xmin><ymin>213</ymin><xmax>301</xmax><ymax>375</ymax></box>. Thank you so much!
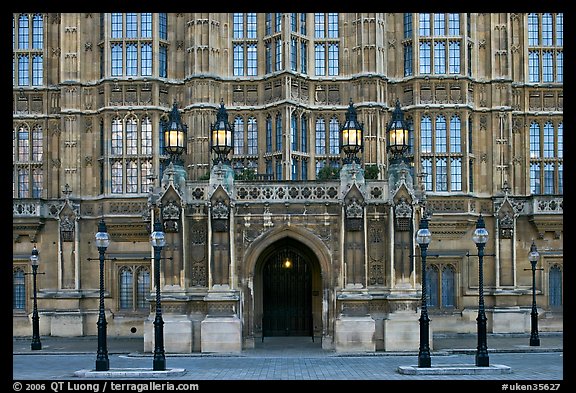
<box><xmin>261</xmin><ymin>241</ymin><xmax>314</xmax><ymax>338</ymax></box>
<box><xmin>241</xmin><ymin>227</ymin><xmax>329</xmax><ymax>344</ymax></box>
<box><xmin>255</xmin><ymin>237</ymin><xmax>322</xmax><ymax>341</ymax></box>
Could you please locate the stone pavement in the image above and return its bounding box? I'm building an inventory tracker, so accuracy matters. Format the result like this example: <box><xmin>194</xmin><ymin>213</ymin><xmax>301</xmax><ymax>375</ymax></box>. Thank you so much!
<box><xmin>11</xmin><ymin>333</ymin><xmax>566</xmax><ymax>384</ymax></box>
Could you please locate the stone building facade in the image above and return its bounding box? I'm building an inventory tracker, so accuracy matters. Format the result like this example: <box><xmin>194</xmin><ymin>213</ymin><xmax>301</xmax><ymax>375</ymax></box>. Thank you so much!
<box><xmin>13</xmin><ymin>13</ymin><xmax>563</xmax><ymax>353</ymax></box>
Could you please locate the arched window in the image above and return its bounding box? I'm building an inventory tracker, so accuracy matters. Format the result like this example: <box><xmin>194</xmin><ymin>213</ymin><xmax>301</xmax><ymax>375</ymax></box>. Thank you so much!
<box><xmin>427</xmin><ymin>263</ymin><xmax>457</xmax><ymax>309</ymax></box>
<box><xmin>136</xmin><ymin>267</ymin><xmax>151</xmax><ymax>310</ymax></box>
<box><xmin>13</xmin><ymin>268</ymin><xmax>26</xmax><ymax>310</ymax></box>
<box><xmin>266</xmin><ymin>116</ymin><xmax>272</xmax><ymax>153</ymax></box>
<box><xmin>119</xmin><ymin>267</ymin><xmax>134</xmax><ymax>310</ymax></box>
<box><xmin>426</xmin><ymin>265</ymin><xmax>439</xmax><ymax>307</ymax></box>
<box><xmin>119</xmin><ymin>265</ymin><xmax>151</xmax><ymax>311</ymax></box>
<box><xmin>441</xmin><ymin>265</ymin><xmax>456</xmax><ymax>307</ymax></box>
<box><xmin>247</xmin><ymin>117</ymin><xmax>258</xmax><ymax>155</ymax></box>
<box><xmin>234</xmin><ymin>116</ymin><xmax>244</xmax><ymax>155</ymax></box>
<box><xmin>549</xmin><ymin>265</ymin><xmax>562</xmax><ymax>308</ymax></box>
<box><xmin>328</xmin><ymin>117</ymin><xmax>339</xmax><ymax>155</ymax></box>
<box><xmin>315</xmin><ymin>117</ymin><xmax>326</xmax><ymax>154</ymax></box>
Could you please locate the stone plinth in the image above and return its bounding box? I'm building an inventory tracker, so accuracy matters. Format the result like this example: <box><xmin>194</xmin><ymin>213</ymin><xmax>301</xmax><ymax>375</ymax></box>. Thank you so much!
<box><xmin>200</xmin><ymin>315</ymin><xmax>242</xmax><ymax>353</ymax></box>
<box><xmin>334</xmin><ymin>315</ymin><xmax>376</xmax><ymax>352</ymax></box>
<box><xmin>382</xmin><ymin>311</ymin><xmax>427</xmax><ymax>351</ymax></box>
<box><xmin>144</xmin><ymin>314</ymin><xmax>193</xmax><ymax>353</ymax></box>
<box><xmin>492</xmin><ymin>307</ymin><xmax>527</xmax><ymax>333</ymax></box>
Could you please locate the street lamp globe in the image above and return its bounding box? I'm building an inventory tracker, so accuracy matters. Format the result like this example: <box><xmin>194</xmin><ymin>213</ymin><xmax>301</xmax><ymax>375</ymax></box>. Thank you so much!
<box><xmin>95</xmin><ymin>220</ymin><xmax>110</xmax><ymax>249</ymax></box>
<box><xmin>416</xmin><ymin>221</ymin><xmax>432</xmax><ymax>246</ymax></box>
<box><xmin>472</xmin><ymin>214</ymin><xmax>489</xmax><ymax>245</ymax></box>
<box><xmin>210</xmin><ymin>100</ymin><xmax>233</xmax><ymax>164</ymax></box>
<box><xmin>529</xmin><ymin>241</ymin><xmax>540</xmax><ymax>264</ymax></box>
<box><xmin>386</xmin><ymin>99</ymin><xmax>410</xmax><ymax>158</ymax></box>
<box><xmin>340</xmin><ymin>99</ymin><xmax>364</xmax><ymax>164</ymax></box>
<box><xmin>30</xmin><ymin>245</ymin><xmax>39</xmax><ymax>267</ymax></box>
<box><xmin>150</xmin><ymin>221</ymin><xmax>166</xmax><ymax>248</ymax></box>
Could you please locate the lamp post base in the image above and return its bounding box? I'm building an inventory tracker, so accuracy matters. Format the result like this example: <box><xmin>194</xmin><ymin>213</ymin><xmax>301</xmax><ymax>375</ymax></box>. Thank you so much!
<box><xmin>31</xmin><ymin>341</ymin><xmax>42</xmax><ymax>351</ymax></box>
<box><xmin>418</xmin><ymin>354</ymin><xmax>431</xmax><ymax>368</ymax></box>
<box><xmin>95</xmin><ymin>358</ymin><xmax>109</xmax><ymax>371</ymax></box>
<box><xmin>153</xmin><ymin>358</ymin><xmax>166</xmax><ymax>371</ymax></box>
<box><xmin>530</xmin><ymin>336</ymin><xmax>541</xmax><ymax>346</ymax></box>
<box><xmin>475</xmin><ymin>352</ymin><xmax>489</xmax><ymax>367</ymax></box>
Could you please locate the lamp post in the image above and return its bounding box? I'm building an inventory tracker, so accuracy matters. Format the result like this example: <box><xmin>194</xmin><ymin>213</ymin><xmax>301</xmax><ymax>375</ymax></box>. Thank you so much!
<box><xmin>150</xmin><ymin>220</ymin><xmax>166</xmax><ymax>371</ymax></box>
<box><xmin>210</xmin><ymin>99</ymin><xmax>233</xmax><ymax>165</ymax></box>
<box><xmin>472</xmin><ymin>214</ymin><xmax>489</xmax><ymax>367</ymax></box>
<box><xmin>95</xmin><ymin>219</ymin><xmax>110</xmax><ymax>371</ymax></box>
<box><xmin>386</xmin><ymin>99</ymin><xmax>410</xmax><ymax>161</ymax></box>
<box><xmin>29</xmin><ymin>246</ymin><xmax>42</xmax><ymax>350</ymax></box>
<box><xmin>340</xmin><ymin>99</ymin><xmax>364</xmax><ymax>164</ymax></box>
<box><xmin>416</xmin><ymin>215</ymin><xmax>432</xmax><ymax>367</ymax></box>
<box><xmin>528</xmin><ymin>241</ymin><xmax>541</xmax><ymax>346</ymax></box>
<box><xmin>163</xmin><ymin>102</ymin><xmax>188</xmax><ymax>165</ymax></box>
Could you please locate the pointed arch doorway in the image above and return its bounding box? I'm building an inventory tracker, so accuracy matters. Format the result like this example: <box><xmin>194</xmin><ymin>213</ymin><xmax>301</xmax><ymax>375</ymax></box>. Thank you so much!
<box><xmin>259</xmin><ymin>238</ymin><xmax>319</xmax><ymax>340</ymax></box>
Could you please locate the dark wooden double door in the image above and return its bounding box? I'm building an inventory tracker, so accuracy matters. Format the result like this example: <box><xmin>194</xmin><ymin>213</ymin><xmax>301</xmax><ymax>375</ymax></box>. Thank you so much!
<box><xmin>262</xmin><ymin>248</ymin><xmax>313</xmax><ymax>337</ymax></box>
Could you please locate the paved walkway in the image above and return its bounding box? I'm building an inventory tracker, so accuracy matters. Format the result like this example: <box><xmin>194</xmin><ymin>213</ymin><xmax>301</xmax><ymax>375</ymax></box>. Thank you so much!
<box><xmin>12</xmin><ymin>333</ymin><xmax>565</xmax><ymax>383</ymax></box>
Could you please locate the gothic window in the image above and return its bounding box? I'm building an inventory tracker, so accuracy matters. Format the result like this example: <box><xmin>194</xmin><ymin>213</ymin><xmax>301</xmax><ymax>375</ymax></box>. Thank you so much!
<box><xmin>404</xmin><ymin>42</ymin><xmax>413</xmax><ymax>76</ymax></box>
<box><xmin>529</xmin><ymin>120</ymin><xmax>562</xmax><ymax>194</ymax></box>
<box><xmin>109</xmin><ymin>116</ymin><xmax>154</xmax><ymax>195</ymax></box>
<box><xmin>414</xmin><ymin>13</ymin><xmax>463</xmax><ymax>76</ymax></box>
<box><xmin>118</xmin><ymin>265</ymin><xmax>150</xmax><ymax>311</ymax></box>
<box><xmin>404</xmin><ymin>13</ymin><xmax>413</xmax><ymax>39</ymax></box>
<box><xmin>233</xmin><ymin>116</ymin><xmax>244</xmax><ymax>155</ymax></box>
<box><xmin>314</xmin><ymin>13</ymin><xmax>339</xmax><ymax>76</ymax></box>
<box><xmin>328</xmin><ymin>117</ymin><xmax>339</xmax><ymax>155</ymax></box>
<box><xmin>119</xmin><ymin>267</ymin><xmax>133</xmax><ymax>310</ymax></box>
<box><xmin>275</xmin><ymin>160</ymin><xmax>282</xmax><ymax>180</ymax></box>
<box><xmin>427</xmin><ymin>263</ymin><xmax>456</xmax><ymax>309</ymax></box>
<box><xmin>528</xmin><ymin>13</ymin><xmax>563</xmax><ymax>83</ymax></box>
<box><xmin>548</xmin><ymin>265</ymin><xmax>562</xmax><ymax>308</ymax></box>
<box><xmin>301</xmin><ymin>160</ymin><xmax>308</xmax><ymax>180</ymax></box>
<box><xmin>13</xmin><ymin>268</ymin><xmax>26</xmax><ymax>310</ymax></box>
<box><xmin>275</xmin><ymin>38</ymin><xmax>282</xmax><ymax>71</ymax></box>
<box><xmin>427</xmin><ymin>265</ymin><xmax>439</xmax><ymax>307</ymax></box>
<box><xmin>247</xmin><ymin>117</ymin><xmax>258</xmax><ymax>155</ymax></box>
<box><xmin>315</xmin><ymin>117</ymin><xmax>326</xmax><ymax>154</ymax></box>
<box><xmin>13</xmin><ymin>123</ymin><xmax>44</xmax><ymax>198</ymax></box>
<box><xmin>266</xmin><ymin>116</ymin><xmax>272</xmax><ymax>153</ymax></box>
<box><xmin>13</xmin><ymin>13</ymin><xmax>44</xmax><ymax>87</ymax></box>
<box><xmin>300</xmin><ymin>41</ymin><xmax>308</xmax><ymax>74</ymax></box>
<box><xmin>291</xmin><ymin>114</ymin><xmax>298</xmax><ymax>151</ymax></box>
<box><xmin>232</xmin><ymin>13</ymin><xmax>258</xmax><ymax>76</ymax></box>
<box><xmin>291</xmin><ymin>38</ymin><xmax>297</xmax><ymax>71</ymax></box>
<box><xmin>419</xmin><ymin>114</ymin><xmax>463</xmax><ymax>192</ymax></box>
<box><xmin>275</xmin><ymin>113</ymin><xmax>283</xmax><ymax>151</ymax></box>
<box><xmin>105</xmin><ymin>13</ymin><xmax>166</xmax><ymax>78</ymax></box>
<box><xmin>301</xmin><ymin>115</ymin><xmax>308</xmax><ymax>152</ymax></box>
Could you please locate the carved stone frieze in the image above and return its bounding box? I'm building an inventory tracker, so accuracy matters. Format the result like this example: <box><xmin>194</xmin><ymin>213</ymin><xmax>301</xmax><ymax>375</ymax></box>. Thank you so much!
<box><xmin>106</xmin><ymin>222</ymin><xmax>150</xmax><ymax>242</ymax></box>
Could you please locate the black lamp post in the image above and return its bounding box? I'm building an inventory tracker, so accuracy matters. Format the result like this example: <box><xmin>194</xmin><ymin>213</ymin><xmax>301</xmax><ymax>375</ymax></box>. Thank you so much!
<box><xmin>416</xmin><ymin>215</ymin><xmax>432</xmax><ymax>367</ymax></box>
<box><xmin>528</xmin><ymin>241</ymin><xmax>541</xmax><ymax>346</ymax></box>
<box><xmin>472</xmin><ymin>214</ymin><xmax>489</xmax><ymax>367</ymax></box>
<box><xmin>163</xmin><ymin>102</ymin><xmax>188</xmax><ymax>165</ymax></box>
<box><xmin>29</xmin><ymin>246</ymin><xmax>42</xmax><ymax>350</ymax></box>
<box><xmin>95</xmin><ymin>219</ymin><xmax>110</xmax><ymax>371</ymax></box>
<box><xmin>150</xmin><ymin>220</ymin><xmax>167</xmax><ymax>371</ymax></box>
<box><xmin>210</xmin><ymin>100</ymin><xmax>233</xmax><ymax>165</ymax></box>
<box><xmin>340</xmin><ymin>99</ymin><xmax>364</xmax><ymax>164</ymax></box>
<box><xmin>386</xmin><ymin>99</ymin><xmax>410</xmax><ymax>161</ymax></box>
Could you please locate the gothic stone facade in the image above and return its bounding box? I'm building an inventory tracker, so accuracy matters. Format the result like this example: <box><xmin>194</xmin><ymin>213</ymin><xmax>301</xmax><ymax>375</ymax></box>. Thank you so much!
<box><xmin>13</xmin><ymin>13</ymin><xmax>562</xmax><ymax>352</ymax></box>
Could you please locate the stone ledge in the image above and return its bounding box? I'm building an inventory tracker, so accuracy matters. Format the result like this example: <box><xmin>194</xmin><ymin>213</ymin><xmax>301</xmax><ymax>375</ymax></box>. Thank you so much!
<box><xmin>397</xmin><ymin>364</ymin><xmax>512</xmax><ymax>375</ymax></box>
<box><xmin>74</xmin><ymin>368</ymin><xmax>187</xmax><ymax>378</ymax></box>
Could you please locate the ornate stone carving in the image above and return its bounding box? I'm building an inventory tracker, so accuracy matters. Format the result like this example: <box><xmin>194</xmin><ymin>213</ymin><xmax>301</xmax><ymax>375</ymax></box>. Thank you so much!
<box><xmin>499</xmin><ymin>212</ymin><xmax>514</xmax><ymax>239</ymax></box>
<box><xmin>394</xmin><ymin>198</ymin><xmax>412</xmax><ymax>219</ymax></box>
<box><xmin>211</xmin><ymin>199</ymin><xmax>229</xmax><ymax>232</ymax></box>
